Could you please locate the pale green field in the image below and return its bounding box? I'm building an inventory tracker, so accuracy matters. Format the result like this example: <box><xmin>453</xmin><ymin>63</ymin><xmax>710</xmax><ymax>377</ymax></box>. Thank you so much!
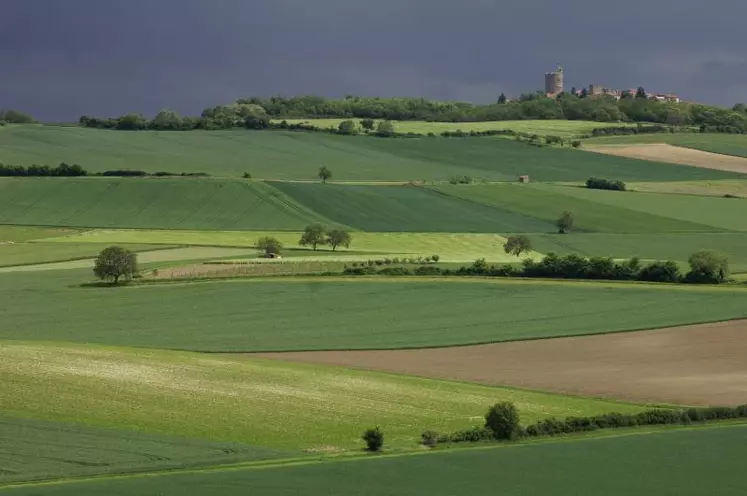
<box><xmin>40</xmin><ymin>229</ymin><xmax>543</xmax><ymax>263</ymax></box>
<box><xmin>628</xmin><ymin>180</ymin><xmax>747</xmax><ymax>197</ymax></box>
<box><xmin>0</xmin><ymin>343</ymin><xmax>644</xmax><ymax>452</ymax></box>
<box><xmin>0</xmin><ymin>246</ymin><xmax>254</xmax><ymax>272</ymax></box>
<box><xmin>279</xmin><ymin>119</ymin><xmax>638</xmax><ymax>138</ymax></box>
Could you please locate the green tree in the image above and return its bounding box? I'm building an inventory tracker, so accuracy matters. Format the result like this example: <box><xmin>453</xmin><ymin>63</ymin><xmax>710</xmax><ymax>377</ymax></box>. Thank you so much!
<box><xmin>150</xmin><ymin>109</ymin><xmax>183</xmax><ymax>130</ymax></box>
<box><xmin>556</xmin><ymin>211</ymin><xmax>574</xmax><ymax>234</ymax></box>
<box><xmin>375</xmin><ymin>120</ymin><xmax>395</xmax><ymax>137</ymax></box>
<box><xmin>503</xmin><ymin>235</ymin><xmax>532</xmax><ymax>257</ymax></box>
<box><xmin>116</xmin><ymin>113</ymin><xmax>148</xmax><ymax>130</ymax></box>
<box><xmin>360</xmin><ymin>118</ymin><xmax>375</xmax><ymax>130</ymax></box>
<box><xmin>318</xmin><ymin>166</ymin><xmax>332</xmax><ymax>183</ymax></box>
<box><xmin>327</xmin><ymin>229</ymin><xmax>352</xmax><ymax>251</ymax></box>
<box><xmin>337</xmin><ymin>120</ymin><xmax>357</xmax><ymax>135</ymax></box>
<box><xmin>686</xmin><ymin>250</ymin><xmax>729</xmax><ymax>283</ymax></box>
<box><xmin>497</xmin><ymin>93</ymin><xmax>507</xmax><ymax>104</ymax></box>
<box><xmin>635</xmin><ymin>86</ymin><xmax>647</xmax><ymax>99</ymax></box>
<box><xmin>93</xmin><ymin>246</ymin><xmax>138</xmax><ymax>284</ymax></box>
<box><xmin>256</xmin><ymin>236</ymin><xmax>283</xmax><ymax>257</ymax></box>
<box><xmin>485</xmin><ymin>402</ymin><xmax>521</xmax><ymax>440</ymax></box>
<box><xmin>300</xmin><ymin>224</ymin><xmax>327</xmax><ymax>250</ymax></box>
<box><xmin>362</xmin><ymin>427</ymin><xmax>384</xmax><ymax>452</ymax></box>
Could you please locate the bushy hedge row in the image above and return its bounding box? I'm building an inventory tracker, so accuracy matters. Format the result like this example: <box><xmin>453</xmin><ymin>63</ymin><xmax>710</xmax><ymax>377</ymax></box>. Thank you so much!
<box><xmin>0</xmin><ymin>163</ymin><xmax>209</xmax><ymax>178</ymax></box>
<box><xmin>341</xmin><ymin>252</ymin><xmax>726</xmax><ymax>285</ymax></box>
<box><xmin>0</xmin><ymin>162</ymin><xmax>87</xmax><ymax>177</ymax></box>
<box><xmin>434</xmin><ymin>404</ymin><xmax>747</xmax><ymax>446</ymax></box>
<box><xmin>586</xmin><ymin>177</ymin><xmax>627</xmax><ymax>191</ymax></box>
<box><xmin>590</xmin><ymin>124</ymin><xmax>673</xmax><ymax>136</ymax></box>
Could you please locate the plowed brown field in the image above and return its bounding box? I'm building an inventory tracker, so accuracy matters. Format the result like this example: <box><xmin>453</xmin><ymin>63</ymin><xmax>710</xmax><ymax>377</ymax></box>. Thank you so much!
<box><xmin>257</xmin><ymin>320</ymin><xmax>747</xmax><ymax>406</ymax></box>
<box><xmin>585</xmin><ymin>143</ymin><xmax>747</xmax><ymax>173</ymax></box>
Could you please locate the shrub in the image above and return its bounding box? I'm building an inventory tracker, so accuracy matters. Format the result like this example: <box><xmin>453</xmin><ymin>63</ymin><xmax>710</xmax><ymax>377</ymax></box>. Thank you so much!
<box><xmin>421</xmin><ymin>430</ymin><xmax>439</xmax><ymax>448</ymax></box>
<box><xmin>360</xmin><ymin>118</ymin><xmax>375</xmax><ymax>130</ymax></box>
<box><xmin>571</xmin><ymin>141</ymin><xmax>582</xmax><ymax>148</ymax></box>
<box><xmin>638</xmin><ymin>260</ymin><xmax>681</xmax><ymax>283</ymax></box>
<box><xmin>485</xmin><ymin>402</ymin><xmax>521</xmax><ymax>440</ymax></box>
<box><xmin>338</xmin><ymin>120</ymin><xmax>358</xmax><ymax>135</ymax></box>
<box><xmin>586</xmin><ymin>177</ymin><xmax>627</xmax><ymax>191</ymax></box>
<box><xmin>362</xmin><ymin>427</ymin><xmax>384</xmax><ymax>452</ymax></box>
<box><xmin>431</xmin><ymin>255</ymin><xmax>440</xmax><ymax>263</ymax></box>
<box><xmin>414</xmin><ymin>266</ymin><xmax>442</xmax><ymax>276</ymax></box>
<box><xmin>685</xmin><ymin>250</ymin><xmax>729</xmax><ymax>283</ymax></box>
<box><xmin>378</xmin><ymin>267</ymin><xmax>411</xmax><ymax>276</ymax></box>
<box><xmin>242</xmin><ymin>172</ymin><xmax>252</xmax><ymax>179</ymax></box>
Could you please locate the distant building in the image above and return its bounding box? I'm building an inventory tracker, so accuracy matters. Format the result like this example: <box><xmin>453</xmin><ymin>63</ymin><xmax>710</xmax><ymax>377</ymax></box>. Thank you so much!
<box><xmin>544</xmin><ymin>64</ymin><xmax>564</xmax><ymax>97</ymax></box>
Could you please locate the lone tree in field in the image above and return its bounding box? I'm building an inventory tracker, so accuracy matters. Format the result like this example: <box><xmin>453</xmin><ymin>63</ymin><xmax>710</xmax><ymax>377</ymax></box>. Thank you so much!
<box><xmin>503</xmin><ymin>235</ymin><xmax>532</xmax><ymax>257</ymax></box>
<box><xmin>93</xmin><ymin>246</ymin><xmax>138</xmax><ymax>284</ymax></box>
<box><xmin>299</xmin><ymin>224</ymin><xmax>327</xmax><ymax>250</ymax></box>
<box><xmin>318</xmin><ymin>166</ymin><xmax>332</xmax><ymax>184</ymax></box>
<box><xmin>362</xmin><ymin>427</ymin><xmax>384</xmax><ymax>452</ymax></box>
<box><xmin>256</xmin><ymin>236</ymin><xmax>283</xmax><ymax>257</ymax></box>
<box><xmin>485</xmin><ymin>402</ymin><xmax>521</xmax><ymax>441</ymax></box>
<box><xmin>556</xmin><ymin>211</ymin><xmax>574</xmax><ymax>234</ymax></box>
<box><xmin>327</xmin><ymin>229</ymin><xmax>352</xmax><ymax>251</ymax></box>
<box><xmin>686</xmin><ymin>250</ymin><xmax>729</xmax><ymax>283</ymax></box>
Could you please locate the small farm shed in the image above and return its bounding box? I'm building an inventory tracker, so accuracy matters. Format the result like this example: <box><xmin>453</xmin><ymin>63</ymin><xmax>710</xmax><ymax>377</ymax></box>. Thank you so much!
<box><xmin>519</xmin><ymin>175</ymin><xmax>530</xmax><ymax>183</ymax></box>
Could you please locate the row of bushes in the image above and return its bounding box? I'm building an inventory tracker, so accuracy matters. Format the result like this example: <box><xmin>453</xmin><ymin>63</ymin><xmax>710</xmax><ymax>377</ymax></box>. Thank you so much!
<box><xmin>341</xmin><ymin>252</ymin><xmax>729</xmax><ymax>285</ymax></box>
<box><xmin>435</xmin><ymin>403</ymin><xmax>747</xmax><ymax>446</ymax></box>
<box><xmin>586</xmin><ymin>177</ymin><xmax>627</xmax><ymax>191</ymax></box>
<box><xmin>0</xmin><ymin>163</ymin><xmax>209</xmax><ymax>178</ymax></box>
<box><xmin>0</xmin><ymin>162</ymin><xmax>87</xmax><ymax>177</ymax></box>
<box><xmin>590</xmin><ymin>124</ymin><xmax>674</xmax><ymax>136</ymax></box>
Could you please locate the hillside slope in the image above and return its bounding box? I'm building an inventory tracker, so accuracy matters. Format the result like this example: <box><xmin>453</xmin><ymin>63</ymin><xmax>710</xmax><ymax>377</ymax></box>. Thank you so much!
<box><xmin>0</xmin><ymin>178</ymin><xmax>332</xmax><ymax>230</ymax></box>
<box><xmin>0</xmin><ymin>125</ymin><xmax>741</xmax><ymax>181</ymax></box>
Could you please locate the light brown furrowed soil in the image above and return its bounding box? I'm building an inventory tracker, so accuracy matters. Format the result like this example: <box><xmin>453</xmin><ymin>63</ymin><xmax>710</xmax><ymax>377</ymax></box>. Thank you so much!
<box><xmin>257</xmin><ymin>320</ymin><xmax>747</xmax><ymax>406</ymax></box>
<box><xmin>585</xmin><ymin>143</ymin><xmax>747</xmax><ymax>173</ymax></box>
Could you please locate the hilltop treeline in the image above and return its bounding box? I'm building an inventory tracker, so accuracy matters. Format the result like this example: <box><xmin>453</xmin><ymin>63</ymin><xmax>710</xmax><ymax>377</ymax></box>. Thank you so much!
<box><xmin>78</xmin><ymin>94</ymin><xmax>747</xmax><ymax>133</ymax></box>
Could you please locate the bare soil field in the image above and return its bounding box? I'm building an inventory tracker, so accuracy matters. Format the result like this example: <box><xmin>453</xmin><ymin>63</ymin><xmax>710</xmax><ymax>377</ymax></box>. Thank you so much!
<box><xmin>258</xmin><ymin>320</ymin><xmax>747</xmax><ymax>406</ymax></box>
<box><xmin>586</xmin><ymin>143</ymin><xmax>747</xmax><ymax>174</ymax></box>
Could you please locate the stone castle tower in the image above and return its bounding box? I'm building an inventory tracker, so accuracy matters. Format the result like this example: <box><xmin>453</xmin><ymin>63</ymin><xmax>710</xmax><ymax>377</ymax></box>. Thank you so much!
<box><xmin>544</xmin><ymin>64</ymin><xmax>564</xmax><ymax>96</ymax></box>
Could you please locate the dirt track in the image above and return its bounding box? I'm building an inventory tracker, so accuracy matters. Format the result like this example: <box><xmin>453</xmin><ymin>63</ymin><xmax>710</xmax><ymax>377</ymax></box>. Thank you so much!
<box><xmin>257</xmin><ymin>320</ymin><xmax>747</xmax><ymax>406</ymax></box>
<box><xmin>585</xmin><ymin>143</ymin><xmax>747</xmax><ymax>174</ymax></box>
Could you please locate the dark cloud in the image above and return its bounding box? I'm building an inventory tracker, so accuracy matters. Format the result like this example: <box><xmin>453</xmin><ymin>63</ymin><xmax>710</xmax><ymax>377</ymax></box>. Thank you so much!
<box><xmin>1</xmin><ymin>0</ymin><xmax>745</xmax><ymax>120</ymax></box>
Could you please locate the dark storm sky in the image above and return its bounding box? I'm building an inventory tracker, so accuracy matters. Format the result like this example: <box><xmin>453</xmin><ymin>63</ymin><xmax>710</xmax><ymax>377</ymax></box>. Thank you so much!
<box><xmin>2</xmin><ymin>0</ymin><xmax>746</xmax><ymax>121</ymax></box>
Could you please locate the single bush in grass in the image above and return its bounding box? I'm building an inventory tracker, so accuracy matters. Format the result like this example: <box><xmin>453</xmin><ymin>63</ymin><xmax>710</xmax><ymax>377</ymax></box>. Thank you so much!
<box><xmin>362</xmin><ymin>427</ymin><xmax>384</xmax><ymax>452</ymax></box>
<box><xmin>485</xmin><ymin>402</ymin><xmax>521</xmax><ymax>441</ymax></box>
<box><xmin>421</xmin><ymin>430</ymin><xmax>439</xmax><ymax>448</ymax></box>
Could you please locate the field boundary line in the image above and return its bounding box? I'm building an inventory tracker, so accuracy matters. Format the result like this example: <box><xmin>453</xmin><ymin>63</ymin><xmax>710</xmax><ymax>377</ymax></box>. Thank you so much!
<box><xmin>2</xmin><ymin>421</ymin><xmax>745</xmax><ymax>491</ymax></box>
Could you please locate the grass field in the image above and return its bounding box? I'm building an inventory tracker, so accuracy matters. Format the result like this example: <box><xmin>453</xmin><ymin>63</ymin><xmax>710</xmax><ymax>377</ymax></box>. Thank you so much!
<box><xmin>42</xmin><ymin>229</ymin><xmax>538</xmax><ymax>263</ymax></box>
<box><xmin>426</xmin><ymin>183</ymin><xmax>721</xmax><ymax>233</ymax></box>
<box><xmin>0</xmin><ymin>416</ymin><xmax>285</xmax><ymax>484</ymax></box>
<box><xmin>544</xmin><ymin>184</ymin><xmax>747</xmax><ymax>231</ymax></box>
<box><xmin>0</xmin><ymin>226</ymin><xmax>80</xmax><ymax>243</ymax></box>
<box><xmin>0</xmin><ymin>125</ymin><xmax>739</xmax><ymax>182</ymax></box>
<box><xmin>584</xmin><ymin>132</ymin><xmax>747</xmax><ymax>157</ymax></box>
<box><xmin>3</xmin><ymin>273</ymin><xmax>747</xmax><ymax>351</ymax></box>
<box><xmin>279</xmin><ymin>119</ymin><xmax>639</xmax><ymax>137</ymax></box>
<box><xmin>0</xmin><ymin>243</ymin><xmax>171</xmax><ymax>268</ymax></box>
<box><xmin>628</xmin><ymin>179</ymin><xmax>747</xmax><ymax>196</ymax></box>
<box><xmin>5</xmin><ymin>425</ymin><xmax>746</xmax><ymax>495</ymax></box>
<box><xmin>0</xmin><ymin>178</ymin><xmax>331</xmax><ymax>231</ymax></box>
<box><xmin>272</xmin><ymin>182</ymin><xmax>554</xmax><ymax>233</ymax></box>
<box><xmin>0</xmin><ymin>343</ymin><xmax>642</xmax><ymax>452</ymax></box>
<box><xmin>0</xmin><ymin>246</ymin><xmax>253</xmax><ymax>272</ymax></box>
